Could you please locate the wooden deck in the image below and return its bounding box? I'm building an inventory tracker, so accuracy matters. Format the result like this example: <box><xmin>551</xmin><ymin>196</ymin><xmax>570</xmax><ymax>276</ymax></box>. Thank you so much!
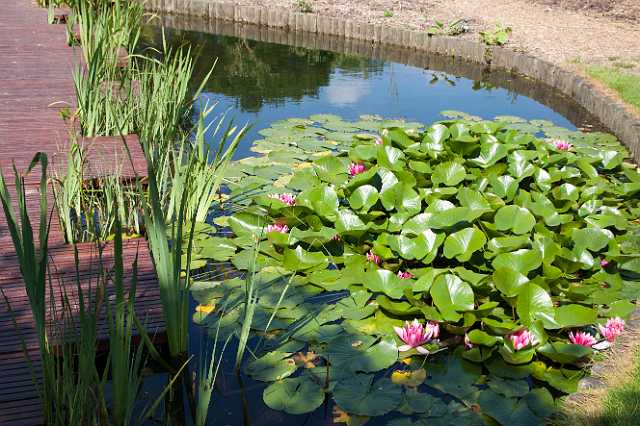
<box><xmin>0</xmin><ymin>2</ymin><xmax>161</xmax><ymax>424</ymax></box>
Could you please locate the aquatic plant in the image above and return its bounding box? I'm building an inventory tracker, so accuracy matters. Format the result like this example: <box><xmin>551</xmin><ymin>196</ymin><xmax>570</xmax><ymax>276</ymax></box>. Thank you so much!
<box><xmin>51</xmin><ymin>137</ymin><xmax>142</xmax><ymax>243</ymax></box>
<box><xmin>394</xmin><ymin>319</ymin><xmax>437</xmax><ymax>354</ymax></box>
<box><xmin>0</xmin><ymin>153</ymin><xmax>150</xmax><ymax>425</ymax></box>
<box><xmin>74</xmin><ymin>0</ymin><xmax>142</xmax><ymax>69</ymax></box>
<box><xmin>192</xmin><ymin>112</ymin><xmax>640</xmax><ymax>423</ymax></box>
<box><xmin>599</xmin><ymin>317</ymin><xmax>625</xmax><ymax>342</ymax></box>
<box><xmin>509</xmin><ymin>329</ymin><xmax>536</xmax><ymax>351</ymax></box>
<box><xmin>569</xmin><ymin>331</ymin><xmax>597</xmax><ymax>347</ymax></box>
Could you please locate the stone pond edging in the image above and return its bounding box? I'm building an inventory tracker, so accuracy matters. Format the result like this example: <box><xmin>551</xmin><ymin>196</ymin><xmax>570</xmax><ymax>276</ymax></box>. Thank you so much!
<box><xmin>141</xmin><ymin>0</ymin><xmax>640</xmax><ymax>164</ymax></box>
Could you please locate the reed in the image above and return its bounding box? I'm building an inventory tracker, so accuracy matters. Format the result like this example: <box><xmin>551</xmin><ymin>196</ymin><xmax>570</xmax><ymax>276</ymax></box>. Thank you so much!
<box><xmin>0</xmin><ymin>154</ymin><xmax>104</xmax><ymax>424</ymax></box>
<box><xmin>52</xmin><ymin>136</ymin><xmax>142</xmax><ymax>243</ymax></box>
<box><xmin>1</xmin><ymin>152</ymin><xmax>154</xmax><ymax>424</ymax></box>
<box><xmin>74</xmin><ymin>0</ymin><xmax>142</xmax><ymax>71</ymax></box>
<box><xmin>104</xmin><ymin>217</ymin><xmax>146</xmax><ymax>425</ymax></box>
<box><xmin>0</xmin><ymin>153</ymin><xmax>56</xmax><ymax>419</ymax></box>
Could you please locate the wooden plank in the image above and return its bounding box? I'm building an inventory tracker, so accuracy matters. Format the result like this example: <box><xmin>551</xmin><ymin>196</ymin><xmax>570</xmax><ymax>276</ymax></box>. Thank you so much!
<box><xmin>0</xmin><ymin>2</ymin><xmax>163</xmax><ymax>424</ymax></box>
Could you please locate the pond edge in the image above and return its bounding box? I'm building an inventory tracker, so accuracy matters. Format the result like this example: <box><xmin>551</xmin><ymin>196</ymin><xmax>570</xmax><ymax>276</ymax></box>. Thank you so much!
<box><xmin>141</xmin><ymin>0</ymin><xmax>640</xmax><ymax>164</ymax></box>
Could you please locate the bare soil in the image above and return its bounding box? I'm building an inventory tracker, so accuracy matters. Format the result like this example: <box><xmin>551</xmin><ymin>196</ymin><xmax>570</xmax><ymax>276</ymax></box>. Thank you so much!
<box><xmin>532</xmin><ymin>0</ymin><xmax>640</xmax><ymax>23</ymax></box>
<box><xmin>231</xmin><ymin>0</ymin><xmax>640</xmax><ymax>72</ymax></box>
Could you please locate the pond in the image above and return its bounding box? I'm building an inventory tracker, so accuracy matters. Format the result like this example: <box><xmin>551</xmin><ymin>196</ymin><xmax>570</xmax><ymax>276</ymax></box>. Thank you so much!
<box><xmin>137</xmin><ymin>18</ymin><xmax>638</xmax><ymax>426</ymax></box>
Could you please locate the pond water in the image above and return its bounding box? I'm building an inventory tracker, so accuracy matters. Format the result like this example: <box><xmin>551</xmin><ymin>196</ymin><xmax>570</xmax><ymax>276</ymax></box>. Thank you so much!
<box><xmin>141</xmin><ymin>17</ymin><xmax>603</xmax><ymax>160</ymax></box>
<box><xmin>138</xmin><ymin>18</ymin><xmax>614</xmax><ymax>426</ymax></box>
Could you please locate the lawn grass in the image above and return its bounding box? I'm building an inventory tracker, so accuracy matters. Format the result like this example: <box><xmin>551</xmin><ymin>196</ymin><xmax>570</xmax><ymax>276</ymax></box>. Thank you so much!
<box><xmin>597</xmin><ymin>348</ymin><xmax>640</xmax><ymax>426</ymax></box>
<box><xmin>584</xmin><ymin>65</ymin><xmax>640</xmax><ymax>111</ymax></box>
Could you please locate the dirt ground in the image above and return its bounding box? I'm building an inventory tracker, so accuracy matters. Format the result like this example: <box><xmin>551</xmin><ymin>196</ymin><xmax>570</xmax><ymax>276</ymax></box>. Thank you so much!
<box><xmin>232</xmin><ymin>0</ymin><xmax>640</xmax><ymax>72</ymax></box>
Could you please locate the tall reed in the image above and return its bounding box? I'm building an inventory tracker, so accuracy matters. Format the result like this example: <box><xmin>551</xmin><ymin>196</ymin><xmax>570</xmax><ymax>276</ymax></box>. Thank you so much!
<box><xmin>52</xmin><ymin>136</ymin><xmax>142</xmax><ymax>243</ymax></box>
<box><xmin>0</xmin><ymin>154</ymin><xmax>104</xmax><ymax>424</ymax></box>
<box><xmin>0</xmin><ymin>154</ymin><xmax>55</xmax><ymax>418</ymax></box>
<box><xmin>104</xmin><ymin>216</ymin><xmax>146</xmax><ymax>425</ymax></box>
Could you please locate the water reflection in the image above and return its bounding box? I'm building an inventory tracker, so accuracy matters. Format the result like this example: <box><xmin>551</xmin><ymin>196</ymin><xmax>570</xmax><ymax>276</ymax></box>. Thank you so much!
<box><xmin>141</xmin><ymin>19</ymin><xmax>603</xmax><ymax>159</ymax></box>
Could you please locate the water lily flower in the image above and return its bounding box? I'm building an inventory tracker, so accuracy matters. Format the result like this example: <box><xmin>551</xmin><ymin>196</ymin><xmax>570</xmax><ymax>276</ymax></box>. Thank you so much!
<box><xmin>509</xmin><ymin>328</ymin><xmax>536</xmax><ymax>351</ymax></box>
<box><xmin>600</xmin><ymin>259</ymin><xmax>610</xmax><ymax>268</ymax></box>
<box><xmin>375</xmin><ymin>136</ymin><xmax>383</xmax><ymax>145</ymax></box>
<box><xmin>569</xmin><ymin>331</ymin><xmax>597</xmax><ymax>347</ymax></box>
<box><xmin>331</xmin><ymin>234</ymin><xmax>342</xmax><ymax>241</ymax></box>
<box><xmin>269</xmin><ymin>193</ymin><xmax>296</xmax><ymax>206</ymax></box>
<box><xmin>366</xmin><ymin>250</ymin><xmax>381</xmax><ymax>265</ymax></box>
<box><xmin>348</xmin><ymin>162</ymin><xmax>366</xmax><ymax>177</ymax></box>
<box><xmin>394</xmin><ymin>319</ymin><xmax>433</xmax><ymax>354</ymax></box>
<box><xmin>397</xmin><ymin>270</ymin><xmax>414</xmax><ymax>279</ymax></box>
<box><xmin>599</xmin><ymin>317</ymin><xmax>625</xmax><ymax>342</ymax></box>
<box><xmin>266</xmin><ymin>223</ymin><xmax>289</xmax><ymax>233</ymax></box>
<box><xmin>426</xmin><ymin>321</ymin><xmax>440</xmax><ymax>339</ymax></box>
<box><xmin>552</xmin><ymin>139</ymin><xmax>572</xmax><ymax>151</ymax></box>
<box><xmin>464</xmin><ymin>333</ymin><xmax>473</xmax><ymax>350</ymax></box>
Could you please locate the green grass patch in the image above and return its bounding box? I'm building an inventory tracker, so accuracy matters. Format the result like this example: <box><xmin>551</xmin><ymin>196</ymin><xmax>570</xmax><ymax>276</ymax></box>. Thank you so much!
<box><xmin>598</xmin><ymin>348</ymin><xmax>640</xmax><ymax>425</ymax></box>
<box><xmin>584</xmin><ymin>65</ymin><xmax>640</xmax><ymax>111</ymax></box>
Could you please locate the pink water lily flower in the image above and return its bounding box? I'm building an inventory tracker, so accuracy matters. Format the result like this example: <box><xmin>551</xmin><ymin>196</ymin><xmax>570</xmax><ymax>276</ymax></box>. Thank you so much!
<box><xmin>426</xmin><ymin>321</ymin><xmax>440</xmax><ymax>339</ymax></box>
<box><xmin>366</xmin><ymin>250</ymin><xmax>381</xmax><ymax>265</ymax></box>
<box><xmin>552</xmin><ymin>139</ymin><xmax>573</xmax><ymax>151</ymax></box>
<box><xmin>599</xmin><ymin>317</ymin><xmax>625</xmax><ymax>342</ymax></box>
<box><xmin>394</xmin><ymin>319</ymin><xmax>434</xmax><ymax>354</ymax></box>
<box><xmin>569</xmin><ymin>331</ymin><xmax>597</xmax><ymax>347</ymax></box>
<box><xmin>266</xmin><ymin>223</ymin><xmax>289</xmax><ymax>233</ymax></box>
<box><xmin>348</xmin><ymin>162</ymin><xmax>366</xmax><ymax>177</ymax></box>
<box><xmin>397</xmin><ymin>270</ymin><xmax>414</xmax><ymax>279</ymax></box>
<box><xmin>269</xmin><ymin>193</ymin><xmax>296</xmax><ymax>206</ymax></box>
<box><xmin>375</xmin><ymin>136</ymin><xmax>383</xmax><ymax>145</ymax></box>
<box><xmin>600</xmin><ymin>259</ymin><xmax>610</xmax><ymax>268</ymax></box>
<box><xmin>509</xmin><ymin>328</ymin><xmax>536</xmax><ymax>351</ymax></box>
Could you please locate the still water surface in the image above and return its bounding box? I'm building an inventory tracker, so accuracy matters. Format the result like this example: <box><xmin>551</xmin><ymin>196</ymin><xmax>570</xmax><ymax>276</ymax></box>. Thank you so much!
<box><xmin>145</xmin><ymin>24</ymin><xmax>599</xmax><ymax>159</ymax></box>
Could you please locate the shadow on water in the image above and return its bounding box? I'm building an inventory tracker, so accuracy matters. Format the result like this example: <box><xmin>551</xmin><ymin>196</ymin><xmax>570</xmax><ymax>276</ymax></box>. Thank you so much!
<box><xmin>140</xmin><ymin>14</ymin><xmax>606</xmax><ymax>160</ymax></box>
<box><xmin>135</xmin><ymin>14</ymin><xmax>615</xmax><ymax>426</ymax></box>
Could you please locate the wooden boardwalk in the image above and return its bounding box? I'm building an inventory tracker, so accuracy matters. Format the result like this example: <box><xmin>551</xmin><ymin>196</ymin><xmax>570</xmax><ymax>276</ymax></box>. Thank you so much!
<box><xmin>0</xmin><ymin>2</ymin><xmax>162</xmax><ymax>424</ymax></box>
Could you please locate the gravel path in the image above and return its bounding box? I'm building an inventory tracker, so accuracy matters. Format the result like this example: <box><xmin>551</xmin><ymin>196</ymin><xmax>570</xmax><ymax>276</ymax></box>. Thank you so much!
<box><xmin>230</xmin><ymin>0</ymin><xmax>640</xmax><ymax>72</ymax></box>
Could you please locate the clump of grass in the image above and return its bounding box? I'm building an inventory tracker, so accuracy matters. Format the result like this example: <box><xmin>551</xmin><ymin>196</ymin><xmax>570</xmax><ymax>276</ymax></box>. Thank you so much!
<box><xmin>479</xmin><ymin>23</ymin><xmax>512</xmax><ymax>45</ymax></box>
<box><xmin>427</xmin><ymin>19</ymin><xmax>469</xmax><ymax>36</ymax></box>
<box><xmin>598</xmin><ymin>347</ymin><xmax>640</xmax><ymax>425</ymax></box>
<box><xmin>296</xmin><ymin>0</ymin><xmax>313</xmax><ymax>13</ymax></box>
<box><xmin>584</xmin><ymin>65</ymin><xmax>640</xmax><ymax>111</ymax></box>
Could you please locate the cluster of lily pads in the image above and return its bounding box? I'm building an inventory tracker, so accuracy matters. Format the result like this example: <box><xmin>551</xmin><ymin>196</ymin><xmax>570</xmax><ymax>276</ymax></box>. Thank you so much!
<box><xmin>191</xmin><ymin>112</ymin><xmax>640</xmax><ymax>425</ymax></box>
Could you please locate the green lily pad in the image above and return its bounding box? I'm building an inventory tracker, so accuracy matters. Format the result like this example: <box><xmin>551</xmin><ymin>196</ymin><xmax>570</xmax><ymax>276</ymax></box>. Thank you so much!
<box><xmin>263</xmin><ymin>375</ymin><xmax>325</xmax><ymax>415</ymax></box>
<box><xmin>333</xmin><ymin>374</ymin><xmax>402</xmax><ymax>416</ymax></box>
<box><xmin>495</xmin><ymin>205</ymin><xmax>536</xmax><ymax>235</ymax></box>
<box><xmin>246</xmin><ymin>351</ymin><xmax>297</xmax><ymax>382</ymax></box>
